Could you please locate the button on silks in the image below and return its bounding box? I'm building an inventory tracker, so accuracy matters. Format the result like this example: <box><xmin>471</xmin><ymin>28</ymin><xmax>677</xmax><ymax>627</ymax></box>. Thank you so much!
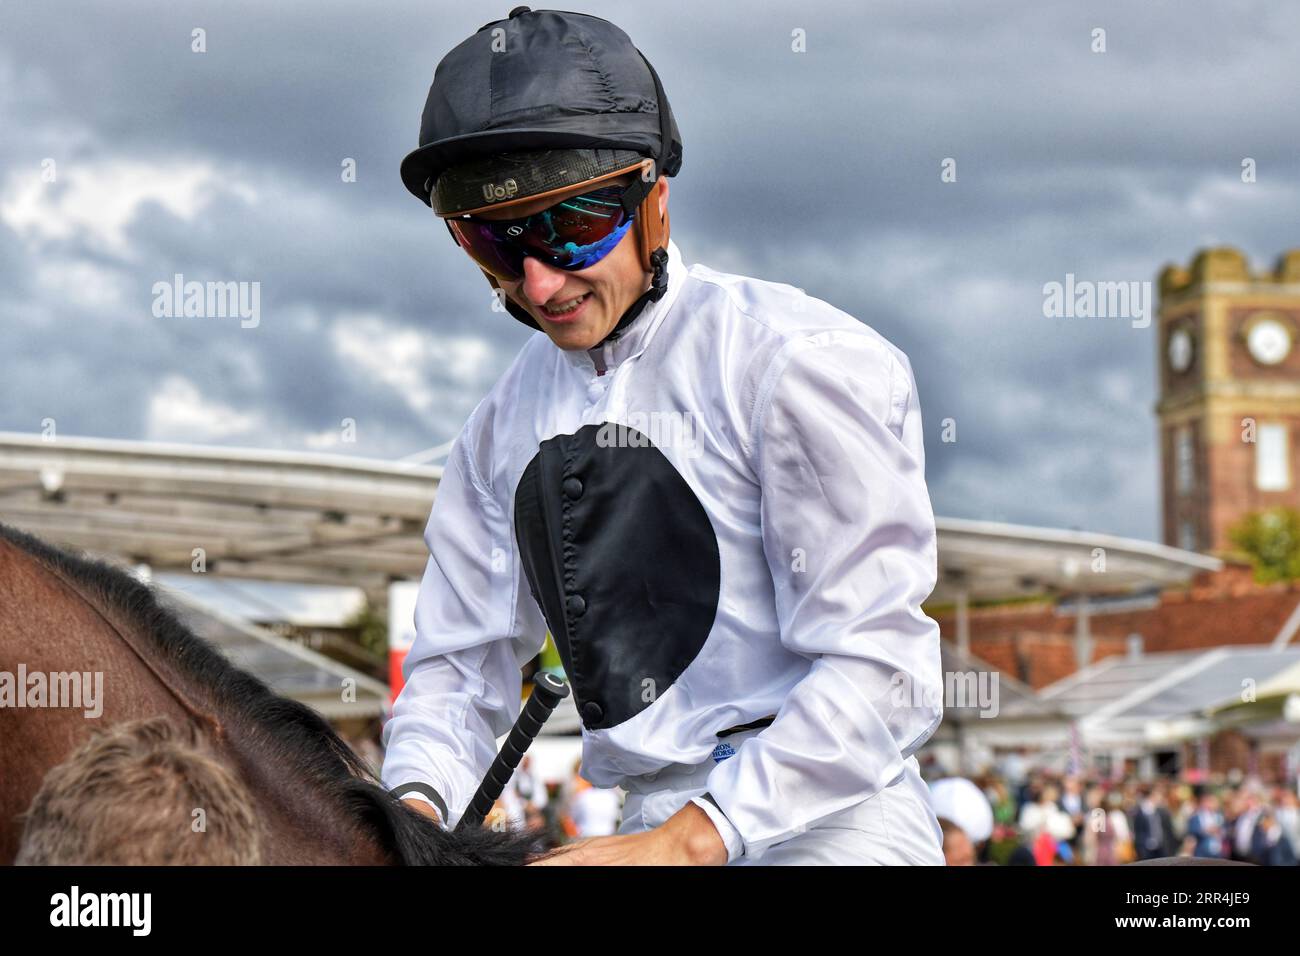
<box><xmin>563</xmin><ymin>476</ymin><xmax>584</xmax><ymax>499</ymax></box>
<box><xmin>581</xmin><ymin>701</ymin><xmax>604</xmax><ymax>723</ymax></box>
<box><xmin>566</xmin><ymin>593</ymin><xmax>587</xmax><ymax>617</ymax></box>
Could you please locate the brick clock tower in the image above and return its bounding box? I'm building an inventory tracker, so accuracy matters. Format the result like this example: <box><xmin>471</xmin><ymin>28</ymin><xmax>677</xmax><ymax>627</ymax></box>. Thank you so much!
<box><xmin>1156</xmin><ymin>247</ymin><xmax>1300</xmax><ymax>554</ymax></box>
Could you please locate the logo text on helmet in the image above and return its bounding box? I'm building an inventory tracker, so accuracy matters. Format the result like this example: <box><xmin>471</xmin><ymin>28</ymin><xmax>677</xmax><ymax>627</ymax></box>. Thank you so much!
<box><xmin>482</xmin><ymin>179</ymin><xmax>519</xmax><ymax>203</ymax></box>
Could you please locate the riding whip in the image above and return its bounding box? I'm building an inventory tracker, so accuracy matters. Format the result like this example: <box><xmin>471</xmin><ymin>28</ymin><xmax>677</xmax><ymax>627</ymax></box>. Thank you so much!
<box><xmin>455</xmin><ymin>671</ymin><xmax>570</xmax><ymax>832</ymax></box>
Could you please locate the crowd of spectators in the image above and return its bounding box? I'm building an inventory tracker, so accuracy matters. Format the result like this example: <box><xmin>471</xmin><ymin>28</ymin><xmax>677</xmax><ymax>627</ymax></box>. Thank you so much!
<box><xmin>932</xmin><ymin>763</ymin><xmax>1300</xmax><ymax>866</ymax></box>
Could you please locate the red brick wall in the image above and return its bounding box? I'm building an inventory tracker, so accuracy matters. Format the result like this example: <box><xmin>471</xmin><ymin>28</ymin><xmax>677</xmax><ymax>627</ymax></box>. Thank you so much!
<box><xmin>927</xmin><ymin>563</ymin><xmax>1300</xmax><ymax>689</ymax></box>
<box><xmin>1206</xmin><ymin>411</ymin><xmax>1300</xmax><ymax>554</ymax></box>
<box><xmin>1162</xmin><ymin>417</ymin><xmax>1208</xmax><ymax>551</ymax></box>
<box><xmin>1208</xmin><ymin>729</ymin><xmax>1253</xmax><ymax>775</ymax></box>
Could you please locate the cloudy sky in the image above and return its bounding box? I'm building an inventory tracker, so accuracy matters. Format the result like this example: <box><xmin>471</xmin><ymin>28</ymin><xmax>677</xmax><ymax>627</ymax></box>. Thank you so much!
<box><xmin>3</xmin><ymin>0</ymin><xmax>1298</xmax><ymax>544</ymax></box>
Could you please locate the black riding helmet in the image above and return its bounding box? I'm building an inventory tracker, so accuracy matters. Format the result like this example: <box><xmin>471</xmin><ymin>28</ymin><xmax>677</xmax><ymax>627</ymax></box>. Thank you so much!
<box><xmin>400</xmin><ymin>7</ymin><xmax>684</xmax><ymax>339</ymax></box>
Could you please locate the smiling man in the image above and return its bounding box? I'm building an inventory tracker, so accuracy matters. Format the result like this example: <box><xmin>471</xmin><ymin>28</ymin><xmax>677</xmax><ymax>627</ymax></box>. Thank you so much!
<box><xmin>381</xmin><ymin>7</ymin><xmax>947</xmax><ymax>866</ymax></box>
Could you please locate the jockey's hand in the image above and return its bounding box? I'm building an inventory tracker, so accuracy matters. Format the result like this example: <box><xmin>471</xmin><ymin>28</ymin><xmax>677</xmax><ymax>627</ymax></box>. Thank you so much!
<box><xmin>530</xmin><ymin>801</ymin><xmax>727</xmax><ymax>866</ymax></box>
<box><xmin>402</xmin><ymin>798</ymin><xmax>443</xmax><ymax>826</ymax></box>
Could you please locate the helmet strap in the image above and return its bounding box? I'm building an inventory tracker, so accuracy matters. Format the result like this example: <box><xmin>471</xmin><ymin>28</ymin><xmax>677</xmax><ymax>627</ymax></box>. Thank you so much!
<box><xmin>600</xmin><ymin>176</ymin><xmax>669</xmax><ymax>344</ymax></box>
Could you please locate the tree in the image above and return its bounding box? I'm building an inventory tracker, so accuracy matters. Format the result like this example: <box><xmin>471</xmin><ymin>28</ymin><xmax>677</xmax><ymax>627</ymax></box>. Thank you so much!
<box><xmin>1226</xmin><ymin>507</ymin><xmax>1300</xmax><ymax>584</ymax></box>
<box><xmin>345</xmin><ymin>600</ymin><xmax>389</xmax><ymax>661</ymax></box>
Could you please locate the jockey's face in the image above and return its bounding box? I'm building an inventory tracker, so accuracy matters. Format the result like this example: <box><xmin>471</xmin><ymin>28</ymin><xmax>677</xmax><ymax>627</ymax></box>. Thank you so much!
<box><xmin>475</xmin><ymin>173</ymin><xmax>669</xmax><ymax>352</ymax></box>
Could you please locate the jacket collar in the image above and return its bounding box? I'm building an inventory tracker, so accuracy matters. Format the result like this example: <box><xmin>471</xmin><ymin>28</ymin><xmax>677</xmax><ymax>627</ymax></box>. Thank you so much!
<box><xmin>558</xmin><ymin>237</ymin><xmax>686</xmax><ymax>375</ymax></box>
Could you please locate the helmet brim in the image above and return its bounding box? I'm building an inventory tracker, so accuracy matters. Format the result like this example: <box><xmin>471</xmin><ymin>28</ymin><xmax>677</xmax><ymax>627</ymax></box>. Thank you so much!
<box><xmin>400</xmin><ymin>126</ymin><xmax>665</xmax><ymax>209</ymax></box>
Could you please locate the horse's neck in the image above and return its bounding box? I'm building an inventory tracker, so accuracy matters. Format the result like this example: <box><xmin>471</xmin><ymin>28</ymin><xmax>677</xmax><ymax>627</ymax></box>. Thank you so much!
<box><xmin>11</xmin><ymin>544</ymin><xmax>392</xmax><ymax>865</ymax></box>
<box><xmin>212</xmin><ymin>720</ymin><xmax>391</xmax><ymax>864</ymax></box>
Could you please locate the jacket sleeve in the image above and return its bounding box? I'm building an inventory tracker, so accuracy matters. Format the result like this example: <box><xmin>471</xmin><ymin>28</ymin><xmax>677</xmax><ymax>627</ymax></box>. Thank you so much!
<box><xmin>703</xmin><ymin>331</ymin><xmax>944</xmax><ymax>861</ymax></box>
<box><xmin>380</xmin><ymin>413</ymin><xmax>547</xmax><ymax>828</ymax></box>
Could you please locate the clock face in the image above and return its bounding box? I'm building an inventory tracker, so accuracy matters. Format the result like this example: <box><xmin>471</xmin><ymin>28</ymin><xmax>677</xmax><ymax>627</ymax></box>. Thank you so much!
<box><xmin>1167</xmin><ymin>328</ymin><xmax>1193</xmax><ymax>373</ymax></box>
<box><xmin>1246</xmin><ymin>317</ymin><xmax>1293</xmax><ymax>366</ymax></box>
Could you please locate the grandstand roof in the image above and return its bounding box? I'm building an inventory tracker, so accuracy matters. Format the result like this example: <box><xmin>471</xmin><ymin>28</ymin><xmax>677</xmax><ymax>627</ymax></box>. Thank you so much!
<box><xmin>0</xmin><ymin>431</ymin><xmax>439</xmax><ymax>593</ymax></box>
<box><xmin>932</xmin><ymin>516</ymin><xmax>1222</xmax><ymax>603</ymax></box>
<box><xmin>1038</xmin><ymin>645</ymin><xmax>1300</xmax><ymax>746</ymax></box>
<box><xmin>161</xmin><ymin>579</ymin><xmax>389</xmax><ymax>718</ymax></box>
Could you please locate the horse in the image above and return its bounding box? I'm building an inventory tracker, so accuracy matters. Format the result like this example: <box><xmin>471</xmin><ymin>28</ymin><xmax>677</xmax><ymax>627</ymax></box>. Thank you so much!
<box><xmin>0</xmin><ymin>522</ymin><xmax>534</xmax><ymax>865</ymax></box>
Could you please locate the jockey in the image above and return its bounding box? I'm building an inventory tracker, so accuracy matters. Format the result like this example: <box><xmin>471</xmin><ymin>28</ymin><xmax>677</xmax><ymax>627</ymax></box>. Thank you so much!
<box><xmin>381</xmin><ymin>6</ymin><xmax>946</xmax><ymax>865</ymax></box>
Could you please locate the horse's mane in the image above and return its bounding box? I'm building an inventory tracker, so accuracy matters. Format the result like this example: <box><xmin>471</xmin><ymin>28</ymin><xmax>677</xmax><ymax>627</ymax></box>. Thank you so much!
<box><xmin>0</xmin><ymin>522</ymin><xmax>534</xmax><ymax>866</ymax></box>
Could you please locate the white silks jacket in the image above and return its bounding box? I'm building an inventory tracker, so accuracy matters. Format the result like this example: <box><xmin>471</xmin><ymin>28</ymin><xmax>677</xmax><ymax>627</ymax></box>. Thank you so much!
<box><xmin>381</xmin><ymin>237</ymin><xmax>945</xmax><ymax>862</ymax></box>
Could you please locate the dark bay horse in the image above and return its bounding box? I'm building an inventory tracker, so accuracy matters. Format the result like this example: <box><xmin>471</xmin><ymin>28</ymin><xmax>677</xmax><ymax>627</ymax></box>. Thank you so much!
<box><xmin>0</xmin><ymin>522</ymin><xmax>532</xmax><ymax>865</ymax></box>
